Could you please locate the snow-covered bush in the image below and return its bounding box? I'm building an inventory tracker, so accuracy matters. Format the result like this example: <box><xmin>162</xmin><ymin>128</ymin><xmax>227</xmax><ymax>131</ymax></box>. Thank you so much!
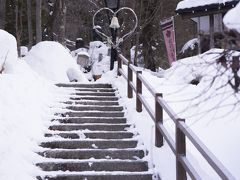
<box><xmin>24</xmin><ymin>41</ymin><xmax>88</xmax><ymax>83</ymax></box>
<box><xmin>0</xmin><ymin>30</ymin><xmax>18</xmax><ymax>73</ymax></box>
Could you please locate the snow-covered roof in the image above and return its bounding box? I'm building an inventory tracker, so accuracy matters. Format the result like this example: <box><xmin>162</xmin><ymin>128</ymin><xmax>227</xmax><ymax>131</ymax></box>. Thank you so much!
<box><xmin>176</xmin><ymin>0</ymin><xmax>239</xmax><ymax>15</ymax></box>
<box><xmin>223</xmin><ymin>2</ymin><xmax>240</xmax><ymax>33</ymax></box>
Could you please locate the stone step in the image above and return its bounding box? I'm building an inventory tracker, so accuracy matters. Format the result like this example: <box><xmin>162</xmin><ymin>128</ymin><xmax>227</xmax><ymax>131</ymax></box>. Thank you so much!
<box><xmin>70</xmin><ymin>96</ymin><xmax>118</xmax><ymax>101</ymax></box>
<box><xmin>40</xmin><ymin>149</ymin><xmax>145</xmax><ymax>160</ymax></box>
<box><xmin>75</xmin><ymin>88</ymin><xmax>115</xmax><ymax>92</ymax></box>
<box><xmin>75</xmin><ymin>92</ymin><xmax>116</xmax><ymax>96</ymax></box>
<box><xmin>38</xmin><ymin>173</ymin><xmax>155</xmax><ymax>180</ymax></box>
<box><xmin>45</xmin><ymin>131</ymin><xmax>134</xmax><ymax>139</ymax></box>
<box><xmin>66</xmin><ymin>106</ymin><xmax>123</xmax><ymax>112</ymax></box>
<box><xmin>64</xmin><ymin>101</ymin><xmax>119</xmax><ymax>106</ymax></box>
<box><xmin>56</xmin><ymin>83</ymin><xmax>112</xmax><ymax>88</ymax></box>
<box><xmin>40</xmin><ymin>140</ymin><xmax>138</xmax><ymax>149</ymax></box>
<box><xmin>37</xmin><ymin>160</ymin><xmax>149</xmax><ymax>172</ymax></box>
<box><xmin>53</xmin><ymin>117</ymin><xmax>127</xmax><ymax>124</ymax></box>
<box><xmin>60</xmin><ymin>111</ymin><xmax>124</xmax><ymax>118</ymax></box>
<box><xmin>49</xmin><ymin>124</ymin><xmax>131</xmax><ymax>131</ymax></box>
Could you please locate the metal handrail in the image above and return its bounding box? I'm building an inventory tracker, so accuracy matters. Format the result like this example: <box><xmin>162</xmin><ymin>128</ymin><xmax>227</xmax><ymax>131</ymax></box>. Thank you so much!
<box><xmin>117</xmin><ymin>54</ymin><xmax>235</xmax><ymax>180</ymax></box>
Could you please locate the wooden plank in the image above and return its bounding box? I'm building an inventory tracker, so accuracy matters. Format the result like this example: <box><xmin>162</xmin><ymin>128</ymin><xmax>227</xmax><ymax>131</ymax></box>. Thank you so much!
<box><xmin>138</xmin><ymin>73</ymin><xmax>157</xmax><ymax>96</ymax></box>
<box><xmin>157</xmin><ymin>122</ymin><xmax>176</xmax><ymax>154</ymax></box>
<box><xmin>156</xmin><ymin>96</ymin><xmax>180</xmax><ymax>123</ymax></box>
<box><xmin>179</xmin><ymin>155</ymin><xmax>202</xmax><ymax>180</ymax></box>
<box><xmin>118</xmin><ymin>69</ymin><xmax>127</xmax><ymax>81</ymax></box>
<box><xmin>138</xmin><ymin>93</ymin><xmax>155</xmax><ymax>121</ymax></box>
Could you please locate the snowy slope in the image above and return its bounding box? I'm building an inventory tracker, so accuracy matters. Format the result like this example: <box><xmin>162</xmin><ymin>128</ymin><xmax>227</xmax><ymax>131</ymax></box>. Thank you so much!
<box><xmin>0</xmin><ymin>31</ymin><xmax>74</xmax><ymax>180</ymax></box>
<box><xmin>98</xmin><ymin>49</ymin><xmax>240</xmax><ymax>179</ymax></box>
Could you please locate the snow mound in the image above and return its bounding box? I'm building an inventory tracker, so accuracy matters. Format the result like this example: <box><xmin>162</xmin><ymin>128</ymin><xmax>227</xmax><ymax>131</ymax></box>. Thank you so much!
<box><xmin>0</xmin><ymin>31</ymin><xmax>68</xmax><ymax>180</ymax></box>
<box><xmin>223</xmin><ymin>2</ymin><xmax>240</xmax><ymax>33</ymax></box>
<box><xmin>0</xmin><ymin>30</ymin><xmax>18</xmax><ymax>73</ymax></box>
<box><xmin>24</xmin><ymin>41</ymin><xmax>88</xmax><ymax>83</ymax></box>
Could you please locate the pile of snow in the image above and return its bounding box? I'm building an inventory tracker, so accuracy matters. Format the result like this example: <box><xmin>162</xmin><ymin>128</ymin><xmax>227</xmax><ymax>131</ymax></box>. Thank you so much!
<box><xmin>88</xmin><ymin>41</ymin><xmax>110</xmax><ymax>76</ymax></box>
<box><xmin>223</xmin><ymin>2</ymin><xmax>240</xmax><ymax>33</ymax></box>
<box><xmin>180</xmin><ymin>38</ymin><xmax>199</xmax><ymax>53</ymax></box>
<box><xmin>0</xmin><ymin>30</ymin><xmax>72</xmax><ymax>180</ymax></box>
<box><xmin>0</xmin><ymin>30</ymin><xmax>18</xmax><ymax>73</ymax></box>
<box><xmin>176</xmin><ymin>0</ymin><xmax>236</xmax><ymax>10</ymax></box>
<box><xmin>24</xmin><ymin>41</ymin><xmax>88</xmax><ymax>83</ymax></box>
<box><xmin>98</xmin><ymin>49</ymin><xmax>240</xmax><ymax>179</ymax></box>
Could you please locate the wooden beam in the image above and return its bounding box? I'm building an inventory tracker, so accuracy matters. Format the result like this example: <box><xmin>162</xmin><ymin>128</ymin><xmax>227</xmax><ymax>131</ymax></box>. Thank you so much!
<box><xmin>209</xmin><ymin>14</ymin><xmax>214</xmax><ymax>48</ymax></box>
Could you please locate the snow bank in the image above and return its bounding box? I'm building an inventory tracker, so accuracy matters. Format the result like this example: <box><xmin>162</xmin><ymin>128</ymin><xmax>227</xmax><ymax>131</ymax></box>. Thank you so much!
<box><xmin>24</xmin><ymin>41</ymin><xmax>88</xmax><ymax>83</ymax></box>
<box><xmin>223</xmin><ymin>2</ymin><xmax>240</xmax><ymax>33</ymax></box>
<box><xmin>0</xmin><ymin>30</ymin><xmax>72</xmax><ymax>180</ymax></box>
<box><xmin>98</xmin><ymin>50</ymin><xmax>240</xmax><ymax>179</ymax></box>
<box><xmin>88</xmin><ymin>41</ymin><xmax>110</xmax><ymax>76</ymax></box>
<box><xmin>0</xmin><ymin>30</ymin><xmax>18</xmax><ymax>73</ymax></box>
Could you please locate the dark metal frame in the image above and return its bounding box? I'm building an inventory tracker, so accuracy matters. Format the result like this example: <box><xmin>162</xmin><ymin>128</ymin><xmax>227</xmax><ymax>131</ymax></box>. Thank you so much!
<box><xmin>104</xmin><ymin>0</ymin><xmax>120</xmax><ymax>70</ymax></box>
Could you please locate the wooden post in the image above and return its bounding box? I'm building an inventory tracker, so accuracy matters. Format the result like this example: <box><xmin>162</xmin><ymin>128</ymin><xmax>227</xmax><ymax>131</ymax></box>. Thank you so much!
<box><xmin>176</xmin><ymin>118</ymin><xmax>187</xmax><ymax>180</ymax></box>
<box><xmin>155</xmin><ymin>93</ymin><xmax>163</xmax><ymax>147</ymax></box>
<box><xmin>136</xmin><ymin>71</ymin><xmax>142</xmax><ymax>112</ymax></box>
<box><xmin>128</xmin><ymin>61</ymin><xmax>133</xmax><ymax>98</ymax></box>
<box><xmin>209</xmin><ymin>14</ymin><xmax>214</xmax><ymax>49</ymax></box>
<box><xmin>117</xmin><ymin>54</ymin><xmax>122</xmax><ymax>76</ymax></box>
<box><xmin>232</xmin><ymin>56</ymin><xmax>240</xmax><ymax>92</ymax></box>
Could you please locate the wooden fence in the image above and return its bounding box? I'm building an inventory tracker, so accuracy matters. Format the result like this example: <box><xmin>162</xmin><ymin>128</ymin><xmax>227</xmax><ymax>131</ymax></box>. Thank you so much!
<box><xmin>117</xmin><ymin>53</ymin><xmax>235</xmax><ymax>180</ymax></box>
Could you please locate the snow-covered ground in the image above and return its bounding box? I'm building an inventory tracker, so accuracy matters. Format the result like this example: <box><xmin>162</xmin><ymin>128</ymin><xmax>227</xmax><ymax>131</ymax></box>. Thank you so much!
<box><xmin>0</xmin><ymin>30</ymin><xmax>81</xmax><ymax>180</ymax></box>
<box><xmin>98</xmin><ymin>49</ymin><xmax>240</xmax><ymax>179</ymax></box>
<box><xmin>1</xmin><ymin>27</ymin><xmax>240</xmax><ymax>180</ymax></box>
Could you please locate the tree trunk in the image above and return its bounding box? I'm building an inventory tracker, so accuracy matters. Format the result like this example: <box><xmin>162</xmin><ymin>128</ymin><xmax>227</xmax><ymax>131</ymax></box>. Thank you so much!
<box><xmin>141</xmin><ymin>0</ymin><xmax>159</xmax><ymax>71</ymax></box>
<box><xmin>36</xmin><ymin>0</ymin><xmax>42</xmax><ymax>43</ymax></box>
<box><xmin>0</xmin><ymin>0</ymin><xmax>6</xmax><ymax>29</ymax></box>
<box><xmin>58</xmin><ymin>0</ymin><xmax>67</xmax><ymax>45</ymax></box>
<box><xmin>27</xmin><ymin>0</ymin><xmax>33</xmax><ymax>48</ymax></box>
<box><xmin>15</xmin><ymin>0</ymin><xmax>20</xmax><ymax>56</ymax></box>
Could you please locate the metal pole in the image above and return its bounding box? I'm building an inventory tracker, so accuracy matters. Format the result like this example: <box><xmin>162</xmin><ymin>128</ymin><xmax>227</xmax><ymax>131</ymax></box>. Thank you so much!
<box><xmin>110</xmin><ymin>28</ymin><xmax>117</xmax><ymax>70</ymax></box>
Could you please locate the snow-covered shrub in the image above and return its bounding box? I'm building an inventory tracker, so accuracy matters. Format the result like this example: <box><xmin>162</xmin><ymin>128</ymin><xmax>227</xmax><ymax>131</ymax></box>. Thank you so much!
<box><xmin>0</xmin><ymin>30</ymin><xmax>18</xmax><ymax>73</ymax></box>
<box><xmin>24</xmin><ymin>41</ymin><xmax>88</xmax><ymax>83</ymax></box>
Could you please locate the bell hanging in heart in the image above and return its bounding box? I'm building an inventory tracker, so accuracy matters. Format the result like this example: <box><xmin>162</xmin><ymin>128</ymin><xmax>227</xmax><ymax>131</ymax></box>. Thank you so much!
<box><xmin>109</xmin><ymin>15</ymin><xmax>120</xmax><ymax>29</ymax></box>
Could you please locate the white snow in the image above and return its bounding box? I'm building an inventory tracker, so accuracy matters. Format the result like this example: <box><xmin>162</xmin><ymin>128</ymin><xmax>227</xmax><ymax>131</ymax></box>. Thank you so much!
<box><xmin>176</xmin><ymin>0</ymin><xmax>236</xmax><ymax>10</ymax></box>
<box><xmin>223</xmin><ymin>2</ymin><xmax>240</xmax><ymax>33</ymax></box>
<box><xmin>97</xmin><ymin>49</ymin><xmax>240</xmax><ymax>179</ymax></box>
<box><xmin>23</xmin><ymin>41</ymin><xmax>88</xmax><ymax>83</ymax></box>
<box><xmin>0</xmin><ymin>30</ymin><xmax>73</xmax><ymax>180</ymax></box>
<box><xmin>180</xmin><ymin>38</ymin><xmax>199</xmax><ymax>53</ymax></box>
<box><xmin>1</xmin><ymin>26</ymin><xmax>240</xmax><ymax>180</ymax></box>
<box><xmin>0</xmin><ymin>30</ymin><xmax>18</xmax><ymax>73</ymax></box>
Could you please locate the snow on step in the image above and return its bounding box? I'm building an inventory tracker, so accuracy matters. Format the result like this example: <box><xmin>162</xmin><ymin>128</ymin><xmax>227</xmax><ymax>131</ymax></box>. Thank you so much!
<box><xmin>65</xmin><ymin>105</ymin><xmax>124</xmax><ymax>111</ymax></box>
<box><xmin>45</xmin><ymin>131</ymin><xmax>134</xmax><ymax>139</ymax></box>
<box><xmin>64</xmin><ymin>100</ymin><xmax>119</xmax><ymax>106</ymax></box>
<box><xmin>40</xmin><ymin>140</ymin><xmax>138</xmax><ymax>149</ymax></box>
<box><xmin>40</xmin><ymin>149</ymin><xmax>145</xmax><ymax>160</ymax></box>
<box><xmin>37</xmin><ymin>83</ymin><xmax>157</xmax><ymax>180</ymax></box>
<box><xmin>38</xmin><ymin>171</ymin><xmax>155</xmax><ymax>180</ymax></box>
<box><xmin>49</xmin><ymin>124</ymin><xmax>131</xmax><ymax>131</ymax></box>
<box><xmin>53</xmin><ymin>117</ymin><xmax>127</xmax><ymax>124</ymax></box>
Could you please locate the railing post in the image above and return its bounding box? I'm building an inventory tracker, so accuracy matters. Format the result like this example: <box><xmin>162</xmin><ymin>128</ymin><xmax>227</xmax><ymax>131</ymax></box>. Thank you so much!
<box><xmin>136</xmin><ymin>71</ymin><xmax>142</xmax><ymax>112</ymax></box>
<box><xmin>128</xmin><ymin>61</ymin><xmax>133</xmax><ymax>98</ymax></box>
<box><xmin>117</xmin><ymin>54</ymin><xmax>122</xmax><ymax>76</ymax></box>
<box><xmin>155</xmin><ymin>93</ymin><xmax>163</xmax><ymax>147</ymax></box>
<box><xmin>176</xmin><ymin>118</ymin><xmax>187</xmax><ymax>180</ymax></box>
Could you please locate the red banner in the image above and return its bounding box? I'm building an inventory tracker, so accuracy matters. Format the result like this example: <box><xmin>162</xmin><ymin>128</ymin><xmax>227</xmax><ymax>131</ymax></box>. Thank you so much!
<box><xmin>160</xmin><ymin>17</ymin><xmax>176</xmax><ymax>64</ymax></box>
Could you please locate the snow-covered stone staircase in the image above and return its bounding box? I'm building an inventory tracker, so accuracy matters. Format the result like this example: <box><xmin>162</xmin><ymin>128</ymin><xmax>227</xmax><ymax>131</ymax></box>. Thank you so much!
<box><xmin>37</xmin><ymin>83</ymin><xmax>158</xmax><ymax>180</ymax></box>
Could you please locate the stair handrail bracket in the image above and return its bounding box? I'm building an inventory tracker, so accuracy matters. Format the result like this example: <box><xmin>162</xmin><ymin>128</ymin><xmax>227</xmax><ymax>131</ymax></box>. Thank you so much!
<box><xmin>117</xmin><ymin>53</ymin><xmax>236</xmax><ymax>180</ymax></box>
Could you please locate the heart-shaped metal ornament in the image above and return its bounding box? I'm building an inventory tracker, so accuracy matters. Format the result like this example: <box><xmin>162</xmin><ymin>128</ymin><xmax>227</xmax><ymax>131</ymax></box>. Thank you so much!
<box><xmin>93</xmin><ymin>7</ymin><xmax>138</xmax><ymax>49</ymax></box>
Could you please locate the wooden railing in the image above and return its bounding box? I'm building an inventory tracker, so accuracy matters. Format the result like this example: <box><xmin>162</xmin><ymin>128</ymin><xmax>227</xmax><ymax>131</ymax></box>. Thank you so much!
<box><xmin>117</xmin><ymin>54</ymin><xmax>235</xmax><ymax>180</ymax></box>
